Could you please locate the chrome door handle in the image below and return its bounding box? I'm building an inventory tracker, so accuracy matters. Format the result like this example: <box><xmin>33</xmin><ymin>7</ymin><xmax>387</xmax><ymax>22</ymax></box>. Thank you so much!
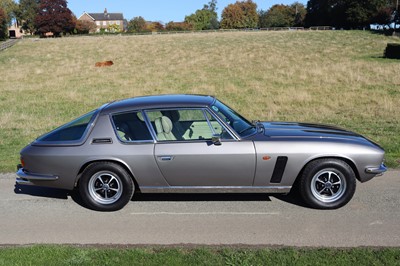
<box><xmin>158</xmin><ymin>156</ymin><xmax>174</xmax><ymax>161</ymax></box>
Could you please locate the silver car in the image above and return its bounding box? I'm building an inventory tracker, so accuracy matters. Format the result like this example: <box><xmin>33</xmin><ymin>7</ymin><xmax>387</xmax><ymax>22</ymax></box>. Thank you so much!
<box><xmin>16</xmin><ymin>95</ymin><xmax>387</xmax><ymax>211</ymax></box>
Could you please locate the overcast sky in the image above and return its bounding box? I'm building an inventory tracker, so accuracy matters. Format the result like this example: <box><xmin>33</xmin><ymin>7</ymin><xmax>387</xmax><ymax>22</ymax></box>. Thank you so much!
<box><xmin>69</xmin><ymin>0</ymin><xmax>307</xmax><ymax>23</ymax></box>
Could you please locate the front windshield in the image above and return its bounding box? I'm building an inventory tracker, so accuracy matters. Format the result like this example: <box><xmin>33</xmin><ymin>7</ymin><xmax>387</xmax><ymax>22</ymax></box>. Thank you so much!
<box><xmin>211</xmin><ymin>100</ymin><xmax>256</xmax><ymax>137</ymax></box>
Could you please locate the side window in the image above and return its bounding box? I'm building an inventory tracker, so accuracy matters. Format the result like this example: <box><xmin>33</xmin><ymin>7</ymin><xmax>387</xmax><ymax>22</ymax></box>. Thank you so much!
<box><xmin>112</xmin><ymin>111</ymin><xmax>152</xmax><ymax>142</ymax></box>
<box><xmin>146</xmin><ymin>109</ymin><xmax>216</xmax><ymax>141</ymax></box>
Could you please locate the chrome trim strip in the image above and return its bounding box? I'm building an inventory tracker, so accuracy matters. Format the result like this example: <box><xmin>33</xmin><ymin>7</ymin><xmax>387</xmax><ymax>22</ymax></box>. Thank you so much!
<box><xmin>16</xmin><ymin>168</ymin><xmax>59</xmax><ymax>181</ymax></box>
<box><xmin>139</xmin><ymin>186</ymin><xmax>291</xmax><ymax>193</ymax></box>
<box><xmin>365</xmin><ymin>164</ymin><xmax>387</xmax><ymax>176</ymax></box>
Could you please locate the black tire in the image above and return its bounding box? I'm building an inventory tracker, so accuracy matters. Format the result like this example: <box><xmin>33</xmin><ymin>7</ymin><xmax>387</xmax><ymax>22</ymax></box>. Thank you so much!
<box><xmin>78</xmin><ymin>162</ymin><xmax>134</xmax><ymax>211</ymax></box>
<box><xmin>299</xmin><ymin>159</ymin><xmax>356</xmax><ymax>209</ymax></box>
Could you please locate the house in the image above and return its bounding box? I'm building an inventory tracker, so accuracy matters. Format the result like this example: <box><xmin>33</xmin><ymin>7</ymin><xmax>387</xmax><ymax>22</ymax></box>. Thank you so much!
<box><xmin>78</xmin><ymin>8</ymin><xmax>126</xmax><ymax>32</ymax></box>
<box><xmin>8</xmin><ymin>22</ymin><xmax>26</xmax><ymax>38</ymax></box>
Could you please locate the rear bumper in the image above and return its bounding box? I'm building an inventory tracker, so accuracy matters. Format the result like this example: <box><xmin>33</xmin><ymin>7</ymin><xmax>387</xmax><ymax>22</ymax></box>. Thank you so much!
<box><xmin>16</xmin><ymin>167</ymin><xmax>59</xmax><ymax>185</ymax></box>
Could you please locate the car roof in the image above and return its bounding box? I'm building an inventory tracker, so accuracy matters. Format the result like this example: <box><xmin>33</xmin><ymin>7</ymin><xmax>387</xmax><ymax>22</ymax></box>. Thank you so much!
<box><xmin>100</xmin><ymin>94</ymin><xmax>216</xmax><ymax>114</ymax></box>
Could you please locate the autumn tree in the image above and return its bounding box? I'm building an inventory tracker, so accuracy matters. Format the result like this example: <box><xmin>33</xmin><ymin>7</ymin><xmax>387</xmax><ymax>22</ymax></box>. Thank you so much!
<box><xmin>165</xmin><ymin>21</ymin><xmax>193</xmax><ymax>31</ymax></box>
<box><xmin>75</xmin><ymin>20</ymin><xmax>96</xmax><ymax>34</ymax></box>
<box><xmin>16</xmin><ymin>0</ymin><xmax>39</xmax><ymax>34</ymax></box>
<box><xmin>35</xmin><ymin>0</ymin><xmax>74</xmax><ymax>36</ymax></box>
<box><xmin>0</xmin><ymin>7</ymin><xmax>7</xmax><ymax>40</ymax></box>
<box><xmin>220</xmin><ymin>0</ymin><xmax>258</xmax><ymax>29</ymax></box>
<box><xmin>0</xmin><ymin>0</ymin><xmax>17</xmax><ymax>25</ymax></box>
<box><xmin>145</xmin><ymin>21</ymin><xmax>164</xmax><ymax>32</ymax></box>
<box><xmin>127</xmin><ymin>16</ymin><xmax>146</xmax><ymax>33</ymax></box>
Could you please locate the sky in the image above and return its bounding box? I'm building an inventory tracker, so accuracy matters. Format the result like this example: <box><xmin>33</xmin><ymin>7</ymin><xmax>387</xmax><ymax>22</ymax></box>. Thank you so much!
<box><xmin>69</xmin><ymin>0</ymin><xmax>307</xmax><ymax>23</ymax></box>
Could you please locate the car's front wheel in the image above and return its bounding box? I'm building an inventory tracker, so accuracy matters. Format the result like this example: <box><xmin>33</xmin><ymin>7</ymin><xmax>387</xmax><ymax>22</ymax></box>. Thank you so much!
<box><xmin>79</xmin><ymin>162</ymin><xmax>134</xmax><ymax>211</ymax></box>
<box><xmin>299</xmin><ymin>159</ymin><xmax>356</xmax><ymax>209</ymax></box>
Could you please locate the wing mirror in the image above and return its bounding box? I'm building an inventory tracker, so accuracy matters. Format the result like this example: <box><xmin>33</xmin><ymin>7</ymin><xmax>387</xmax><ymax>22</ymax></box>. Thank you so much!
<box><xmin>211</xmin><ymin>134</ymin><xmax>222</xmax><ymax>145</ymax></box>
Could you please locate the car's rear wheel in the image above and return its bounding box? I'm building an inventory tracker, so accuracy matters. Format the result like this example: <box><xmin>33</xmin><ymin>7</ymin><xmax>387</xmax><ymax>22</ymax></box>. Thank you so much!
<box><xmin>299</xmin><ymin>159</ymin><xmax>356</xmax><ymax>209</ymax></box>
<box><xmin>79</xmin><ymin>162</ymin><xmax>134</xmax><ymax>211</ymax></box>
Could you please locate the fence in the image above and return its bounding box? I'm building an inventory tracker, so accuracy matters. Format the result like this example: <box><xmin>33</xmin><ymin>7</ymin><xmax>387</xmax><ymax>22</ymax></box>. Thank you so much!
<box><xmin>0</xmin><ymin>39</ymin><xmax>19</xmax><ymax>52</ymax></box>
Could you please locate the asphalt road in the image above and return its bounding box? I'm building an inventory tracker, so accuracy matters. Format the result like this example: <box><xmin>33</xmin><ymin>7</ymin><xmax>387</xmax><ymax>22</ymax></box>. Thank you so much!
<box><xmin>0</xmin><ymin>171</ymin><xmax>399</xmax><ymax>247</ymax></box>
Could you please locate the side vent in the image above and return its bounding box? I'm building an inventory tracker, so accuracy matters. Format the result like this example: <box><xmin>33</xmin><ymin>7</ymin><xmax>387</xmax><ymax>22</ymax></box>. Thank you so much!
<box><xmin>92</xmin><ymin>138</ymin><xmax>112</xmax><ymax>144</ymax></box>
<box><xmin>270</xmin><ymin>156</ymin><xmax>288</xmax><ymax>183</ymax></box>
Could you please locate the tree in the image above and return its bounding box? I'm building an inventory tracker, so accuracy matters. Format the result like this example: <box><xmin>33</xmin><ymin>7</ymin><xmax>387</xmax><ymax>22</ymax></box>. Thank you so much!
<box><xmin>259</xmin><ymin>2</ymin><xmax>306</xmax><ymax>28</ymax></box>
<box><xmin>0</xmin><ymin>7</ymin><xmax>7</xmax><ymax>40</ymax></box>
<box><xmin>305</xmin><ymin>0</ymin><xmax>390</xmax><ymax>29</ymax></box>
<box><xmin>16</xmin><ymin>0</ymin><xmax>39</xmax><ymax>34</ymax></box>
<box><xmin>165</xmin><ymin>21</ymin><xmax>193</xmax><ymax>31</ymax></box>
<box><xmin>220</xmin><ymin>0</ymin><xmax>258</xmax><ymax>29</ymax></box>
<box><xmin>34</xmin><ymin>0</ymin><xmax>74</xmax><ymax>36</ymax></box>
<box><xmin>0</xmin><ymin>0</ymin><xmax>17</xmax><ymax>25</ymax></box>
<box><xmin>127</xmin><ymin>16</ymin><xmax>146</xmax><ymax>33</ymax></box>
<box><xmin>185</xmin><ymin>9</ymin><xmax>218</xmax><ymax>30</ymax></box>
<box><xmin>75</xmin><ymin>20</ymin><xmax>96</xmax><ymax>34</ymax></box>
<box><xmin>145</xmin><ymin>21</ymin><xmax>164</xmax><ymax>32</ymax></box>
<box><xmin>259</xmin><ymin>4</ymin><xmax>294</xmax><ymax>27</ymax></box>
<box><xmin>292</xmin><ymin>2</ymin><xmax>307</xmax><ymax>26</ymax></box>
<box><xmin>204</xmin><ymin>0</ymin><xmax>217</xmax><ymax>12</ymax></box>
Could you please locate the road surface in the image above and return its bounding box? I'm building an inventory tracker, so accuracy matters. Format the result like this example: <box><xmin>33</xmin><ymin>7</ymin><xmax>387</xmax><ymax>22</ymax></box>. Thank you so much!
<box><xmin>0</xmin><ymin>170</ymin><xmax>399</xmax><ymax>247</ymax></box>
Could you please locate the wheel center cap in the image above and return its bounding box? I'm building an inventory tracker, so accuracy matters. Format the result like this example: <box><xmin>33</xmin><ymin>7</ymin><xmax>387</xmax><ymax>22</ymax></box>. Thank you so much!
<box><xmin>103</xmin><ymin>184</ymin><xmax>110</xmax><ymax>190</ymax></box>
<box><xmin>325</xmin><ymin>182</ymin><xmax>332</xmax><ymax>189</ymax></box>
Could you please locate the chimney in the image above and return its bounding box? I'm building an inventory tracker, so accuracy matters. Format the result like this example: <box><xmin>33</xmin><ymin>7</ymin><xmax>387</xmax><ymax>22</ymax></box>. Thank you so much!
<box><xmin>104</xmin><ymin>8</ymin><xmax>107</xmax><ymax>15</ymax></box>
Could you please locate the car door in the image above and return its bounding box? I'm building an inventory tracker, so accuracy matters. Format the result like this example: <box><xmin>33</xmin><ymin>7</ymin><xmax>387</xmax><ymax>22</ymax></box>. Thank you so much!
<box><xmin>146</xmin><ymin>108</ymin><xmax>256</xmax><ymax>186</ymax></box>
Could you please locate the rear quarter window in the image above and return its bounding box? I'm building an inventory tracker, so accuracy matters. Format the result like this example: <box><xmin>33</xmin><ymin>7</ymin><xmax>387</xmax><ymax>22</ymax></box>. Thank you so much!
<box><xmin>36</xmin><ymin>110</ymin><xmax>97</xmax><ymax>143</ymax></box>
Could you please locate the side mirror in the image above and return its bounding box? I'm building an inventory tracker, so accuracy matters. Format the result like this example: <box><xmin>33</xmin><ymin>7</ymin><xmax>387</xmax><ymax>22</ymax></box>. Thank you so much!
<box><xmin>211</xmin><ymin>134</ymin><xmax>222</xmax><ymax>145</ymax></box>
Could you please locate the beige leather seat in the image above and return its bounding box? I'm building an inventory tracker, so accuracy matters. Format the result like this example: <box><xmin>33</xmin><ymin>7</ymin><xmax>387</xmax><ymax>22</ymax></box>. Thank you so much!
<box><xmin>154</xmin><ymin>116</ymin><xmax>176</xmax><ymax>141</ymax></box>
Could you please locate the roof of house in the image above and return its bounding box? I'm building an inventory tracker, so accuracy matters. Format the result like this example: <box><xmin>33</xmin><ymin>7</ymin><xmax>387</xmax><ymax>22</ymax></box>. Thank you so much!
<box><xmin>87</xmin><ymin>12</ymin><xmax>124</xmax><ymax>21</ymax></box>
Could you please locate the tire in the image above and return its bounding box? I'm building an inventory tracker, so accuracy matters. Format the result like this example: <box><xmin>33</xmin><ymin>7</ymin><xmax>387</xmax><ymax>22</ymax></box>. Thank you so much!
<box><xmin>78</xmin><ymin>162</ymin><xmax>134</xmax><ymax>211</ymax></box>
<box><xmin>299</xmin><ymin>159</ymin><xmax>356</xmax><ymax>209</ymax></box>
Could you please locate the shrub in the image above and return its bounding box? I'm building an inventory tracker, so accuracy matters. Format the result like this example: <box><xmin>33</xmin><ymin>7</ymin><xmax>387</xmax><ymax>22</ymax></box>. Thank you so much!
<box><xmin>384</xmin><ymin>43</ymin><xmax>400</xmax><ymax>59</ymax></box>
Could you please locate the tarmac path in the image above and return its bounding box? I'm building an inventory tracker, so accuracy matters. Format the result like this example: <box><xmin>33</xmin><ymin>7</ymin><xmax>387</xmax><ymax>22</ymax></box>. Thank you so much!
<box><xmin>0</xmin><ymin>170</ymin><xmax>399</xmax><ymax>247</ymax></box>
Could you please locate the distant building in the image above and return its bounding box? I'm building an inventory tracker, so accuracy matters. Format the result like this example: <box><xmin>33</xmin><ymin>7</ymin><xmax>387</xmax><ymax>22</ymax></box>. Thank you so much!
<box><xmin>8</xmin><ymin>22</ymin><xmax>26</xmax><ymax>38</ymax></box>
<box><xmin>78</xmin><ymin>8</ymin><xmax>126</xmax><ymax>32</ymax></box>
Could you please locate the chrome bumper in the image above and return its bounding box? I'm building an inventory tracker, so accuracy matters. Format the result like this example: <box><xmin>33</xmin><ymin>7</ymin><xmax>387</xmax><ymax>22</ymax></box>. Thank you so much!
<box><xmin>365</xmin><ymin>164</ymin><xmax>387</xmax><ymax>176</ymax></box>
<box><xmin>16</xmin><ymin>168</ymin><xmax>59</xmax><ymax>185</ymax></box>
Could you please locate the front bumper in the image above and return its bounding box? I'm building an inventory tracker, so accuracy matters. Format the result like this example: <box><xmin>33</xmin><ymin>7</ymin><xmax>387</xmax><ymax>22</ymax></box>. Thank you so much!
<box><xmin>365</xmin><ymin>163</ymin><xmax>387</xmax><ymax>176</ymax></box>
<box><xmin>16</xmin><ymin>167</ymin><xmax>59</xmax><ymax>185</ymax></box>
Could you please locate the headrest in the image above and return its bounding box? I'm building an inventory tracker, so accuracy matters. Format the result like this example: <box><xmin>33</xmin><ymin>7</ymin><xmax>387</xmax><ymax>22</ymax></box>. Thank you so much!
<box><xmin>160</xmin><ymin>116</ymin><xmax>173</xmax><ymax>134</ymax></box>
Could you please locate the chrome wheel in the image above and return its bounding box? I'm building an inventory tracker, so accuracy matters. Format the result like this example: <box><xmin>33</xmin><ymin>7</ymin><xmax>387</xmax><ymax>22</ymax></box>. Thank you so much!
<box><xmin>88</xmin><ymin>171</ymin><xmax>123</xmax><ymax>205</ymax></box>
<box><xmin>310</xmin><ymin>169</ymin><xmax>346</xmax><ymax>203</ymax></box>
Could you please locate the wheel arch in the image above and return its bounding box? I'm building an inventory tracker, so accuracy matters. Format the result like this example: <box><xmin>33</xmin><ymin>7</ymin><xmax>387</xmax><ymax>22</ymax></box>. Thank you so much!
<box><xmin>295</xmin><ymin>156</ymin><xmax>361</xmax><ymax>184</ymax></box>
<box><xmin>75</xmin><ymin>159</ymin><xmax>140</xmax><ymax>191</ymax></box>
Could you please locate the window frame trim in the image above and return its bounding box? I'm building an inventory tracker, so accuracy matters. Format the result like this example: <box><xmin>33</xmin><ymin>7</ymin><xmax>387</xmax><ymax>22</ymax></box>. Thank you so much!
<box><xmin>144</xmin><ymin>107</ymin><xmax>238</xmax><ymax>143</ymax></box>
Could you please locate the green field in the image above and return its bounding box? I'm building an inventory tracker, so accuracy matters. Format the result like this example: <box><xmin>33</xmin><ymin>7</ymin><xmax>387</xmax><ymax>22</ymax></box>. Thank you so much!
<box><xmin>0</xmin><ymin>31</ymin><xmax>399</xmax><ymax>172</ymax></box>
<box><xmin>0</xmin><ymin>245</ymin><xmax>399</xmax><ymax>265</ymax></box>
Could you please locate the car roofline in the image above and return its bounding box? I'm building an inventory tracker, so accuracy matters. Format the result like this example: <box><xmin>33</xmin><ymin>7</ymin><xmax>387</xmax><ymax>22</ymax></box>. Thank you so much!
<box><xmin>100</xmin><ymin>94</ymin><xmax>216</xmax><ymax>114</ymax></box>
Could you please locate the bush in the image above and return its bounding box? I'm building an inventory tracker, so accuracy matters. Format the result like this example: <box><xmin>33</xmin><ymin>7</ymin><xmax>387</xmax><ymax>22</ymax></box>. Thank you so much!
<box><xmin>384</xmin><ymin>43</ymin><xmax>400</xmax><ymax>59</ymax></box>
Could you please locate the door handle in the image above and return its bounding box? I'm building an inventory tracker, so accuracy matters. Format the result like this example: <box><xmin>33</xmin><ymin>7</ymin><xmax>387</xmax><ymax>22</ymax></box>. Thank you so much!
<box><xmin>158</xmin><ymin>156</ymin><xmax>174</xmax><ymax>161</ymax></box>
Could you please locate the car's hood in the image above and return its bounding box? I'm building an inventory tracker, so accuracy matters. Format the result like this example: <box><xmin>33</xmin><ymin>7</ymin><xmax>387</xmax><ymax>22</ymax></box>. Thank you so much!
<box><xmin>252</xmin><ymin>121</ymin><xmax>384</xmax><ymax>152</ymax></box>
<box><xmin>261</xmin><ymin>122</ymin><xmax>361</xmax><ymax>139</ymax></box>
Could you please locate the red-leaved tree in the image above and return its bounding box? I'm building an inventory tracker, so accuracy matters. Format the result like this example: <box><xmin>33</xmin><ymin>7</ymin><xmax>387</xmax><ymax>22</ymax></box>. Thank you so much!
<box><xmin>35</xmin><ymin>0</ymin><xmax>74</xmax><ymax>36</ymax></box>
<box><xmin>0</xmin><ymin>8</ymin><xmax>7</xmax><ymax>40</ymax></box>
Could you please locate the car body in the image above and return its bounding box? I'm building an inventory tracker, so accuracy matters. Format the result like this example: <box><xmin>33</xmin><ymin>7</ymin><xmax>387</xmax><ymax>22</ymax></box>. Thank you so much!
<box><xmin>16</xmin><ymin>94</ymin><xmax>387</xmax><ymax>211</ymax></box>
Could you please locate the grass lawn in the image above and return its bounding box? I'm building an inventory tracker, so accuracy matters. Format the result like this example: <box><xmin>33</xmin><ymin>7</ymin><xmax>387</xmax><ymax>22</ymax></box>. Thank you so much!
<box><xmin>0</xmin><ymin>245</ymin><xmax>399</xmax><ymax>265</ymax></box>
<box><xmin>0</xmin><ymin>31</ymin><xmax>399</xmax><ymax>172</ymax></box>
